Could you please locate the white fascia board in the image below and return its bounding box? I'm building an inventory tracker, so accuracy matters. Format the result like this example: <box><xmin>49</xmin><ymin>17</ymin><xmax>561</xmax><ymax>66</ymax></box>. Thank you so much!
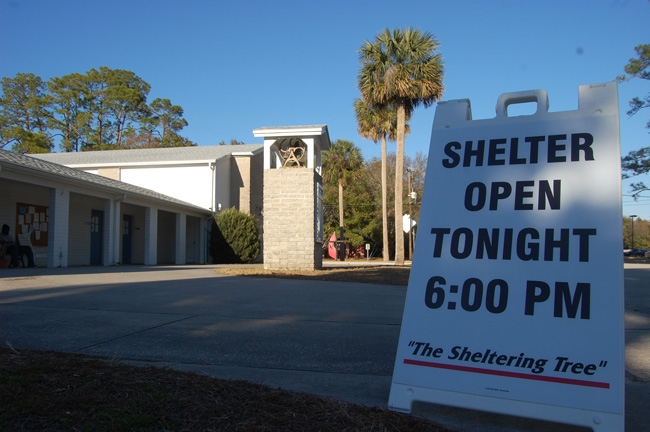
<box><xmin>253</xmin><ymin>125</ymin><xmax>327</xmax><ymax>138</ymax></box>
<box><xmin>65</xmin><ymin>158</ymin><xmax>228</xmax><ymax>169</ymax></box>
<box><xmin>232</xmin><ymin>146</ymin><xmax>264</xmax><ymax>156</ymax></box>
<box><xmin>231</xmin><ymin>151</ymin><xmax>260</xmax><ymax>157</ymax></box>
<box><xmin>253</xmin><ymin>126</ymin><xmax>330</xmax><ymax>152</ymax></box>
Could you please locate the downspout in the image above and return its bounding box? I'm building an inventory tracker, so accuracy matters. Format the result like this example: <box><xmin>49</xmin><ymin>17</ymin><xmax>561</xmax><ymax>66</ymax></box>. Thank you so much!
<box><xmin>210</xmin><ymin>161</ymin><xmax>216</xmax><ymax>211</ymax></box>
<box><xmin>208</xmin><ymin>161</ymin><xmax>217</xmax><ymax>264</ymax></box>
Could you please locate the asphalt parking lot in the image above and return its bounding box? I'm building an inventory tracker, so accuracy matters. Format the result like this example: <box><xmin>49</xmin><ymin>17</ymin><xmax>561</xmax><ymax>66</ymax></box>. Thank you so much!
<box><xmin>0</xmin><ymin>263</ymin><xmax>648</xmax><ymax>432</ymax></box>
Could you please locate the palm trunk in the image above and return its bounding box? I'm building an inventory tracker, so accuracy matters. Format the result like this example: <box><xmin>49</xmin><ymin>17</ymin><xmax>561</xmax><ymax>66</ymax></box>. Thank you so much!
<box><xmin>394</xmin><ymin>103</ymin><xmax>406</xmax><ymax>265</ymax></box>
<box><xmin>381</xmin><ymin>134</ymin><xmax>389</xmax><ymax>262</ymax></box>
<box><xmin>338</xmin><ymin>179</ymin><xmax>345</xmax><ymax>261</ymax></box>
<box><xmin>338</xmin><ymin>179</ymin><xmax>344</xmax><ymax>230</ymax></box>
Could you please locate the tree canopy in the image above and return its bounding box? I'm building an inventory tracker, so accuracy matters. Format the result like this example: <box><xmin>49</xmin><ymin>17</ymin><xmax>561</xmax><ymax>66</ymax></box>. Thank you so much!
<box><xmin>358</xmin><ymin>28</ymin><xmax>444</xmax><ymax>115</ymax></box>
<box><xmin>0</xmin><ymin>67</ymin><xmax>195</xmax><ymax>153</ymax></box>
<box><xmin>0</xmin><ymin>73</ymin><xmax>53</xmax><ymax>153</ymax></box>
<box><xmin>322</xmin><ymin>139</ymin><xmax>364</xmax><ymax>240</ymax></box>
<box><xmin>623</xmin><ymin>215</ymin><xmax>650</xmax><ymax>249</ymax></box>
<box><xmin>358</xmin><ymin>27</ymin><xmax>444</xmax><ymax>264</ymax></box>
<box><xmin>354</xmin><ymin>98</ymin><xmax>410</xmax><ymax>262</ymax></box>
<box><xmin>321</xmin><ymin>141</ymin><xmax>426</xmax><ymax>259</ymax></box>
<box><xmin>619</xmin><ymin>44</ymin><xmax>650</xmax><ymax>196</ymax></box>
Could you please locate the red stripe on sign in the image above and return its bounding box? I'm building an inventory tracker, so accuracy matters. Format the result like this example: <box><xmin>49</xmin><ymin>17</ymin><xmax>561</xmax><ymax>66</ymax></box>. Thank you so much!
<box><xmin>403</xmin><ymin>359</ymin><xmax>610</xmax><ymax>389</ymax></box>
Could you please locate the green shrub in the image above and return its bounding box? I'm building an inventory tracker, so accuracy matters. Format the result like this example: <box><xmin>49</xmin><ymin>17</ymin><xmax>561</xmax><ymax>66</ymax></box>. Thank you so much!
<box><xmin>210</xmin><ymin>208</ymin><xmax>260</xmax><ymax>264</ymax></box>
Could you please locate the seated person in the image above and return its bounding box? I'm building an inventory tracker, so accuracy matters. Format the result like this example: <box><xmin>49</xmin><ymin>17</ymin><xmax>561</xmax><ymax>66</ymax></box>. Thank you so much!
<box><xmin>0</xmin><ymin>224</ymin><xmax>35</xmax><ymax>268</ymax></box>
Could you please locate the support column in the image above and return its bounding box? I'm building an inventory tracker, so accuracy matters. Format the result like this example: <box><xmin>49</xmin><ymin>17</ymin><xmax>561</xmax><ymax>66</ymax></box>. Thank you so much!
<box><xmin>199</xmin><ymin>216</ymin><xmax>208</xmax><ymax>264</ymax></box>
<box><xmin>48</xmin><ymin>187</ymin><xmax>70</xmax><ymax>268</ymax></box>
<box><xmin>103</xmin><ymin>199</ymin><xmax>115</xmax><ymax>266</ymax></box>
<box><xmin>304</xmin><ymin>137</ymin><xmax>315</xmax><ymax>169</ymax></box>
<box><xmin>109</xmin><ymin>198</ymin><xmax>124</xmax><ymax>265</ymax></box>
<box><xmin>175</xmin><ymin>213</ymin><xmax>187</xmax><ymax>265</ymax></box>
<box><xmin>144</xmin><ymin>207</ymin><xmax>158</xmax><ymax>266</ymax></box>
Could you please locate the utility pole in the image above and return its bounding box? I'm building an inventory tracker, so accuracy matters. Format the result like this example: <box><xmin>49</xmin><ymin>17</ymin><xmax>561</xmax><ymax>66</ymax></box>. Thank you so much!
<box><xmin>408</xmin><ymin>168</ymin><xmax>413</xmax><ymax>261</ymax></box>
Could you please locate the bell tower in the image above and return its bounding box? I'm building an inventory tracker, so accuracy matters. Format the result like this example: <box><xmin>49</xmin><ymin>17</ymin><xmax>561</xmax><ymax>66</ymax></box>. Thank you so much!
<box><xmin>253</xmin><ymin>125</ymin><xmax>330</xmax><ymax>270</ymax></box>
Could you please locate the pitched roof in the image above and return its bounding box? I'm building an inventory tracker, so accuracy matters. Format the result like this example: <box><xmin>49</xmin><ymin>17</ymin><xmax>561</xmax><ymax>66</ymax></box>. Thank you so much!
<box><xmin>30</xmin><ymin>144</ymin><xmax>263</xmax><ymax>166</ymax></box>
<box><xmin>0</xmin><ymin>149</ymin><xmax>212</xmax><ymax>213</ymax></box>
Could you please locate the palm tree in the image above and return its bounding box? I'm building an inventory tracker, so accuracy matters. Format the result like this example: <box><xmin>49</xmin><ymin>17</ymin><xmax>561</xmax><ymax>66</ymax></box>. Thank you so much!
<box><xmin>322</xmin><ymin>139</ymin><xmax>364</xmax><ymax>258</ymax></box>
<box><xmin>354</xmin><ymin>98</ymin><xmax>409</xmax><ymax>262</ymax></box>
<box><xmin>358</xmin><ymin>27</ymin><xmax>444</xmax><ymax>265</ymax></box>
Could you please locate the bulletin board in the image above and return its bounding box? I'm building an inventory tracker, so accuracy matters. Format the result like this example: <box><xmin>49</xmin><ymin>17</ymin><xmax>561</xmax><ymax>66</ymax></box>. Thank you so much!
<box><xmin>16</xmin><ymin>202</ymin><xmax>49</xmax><ymax>247</ymax></box>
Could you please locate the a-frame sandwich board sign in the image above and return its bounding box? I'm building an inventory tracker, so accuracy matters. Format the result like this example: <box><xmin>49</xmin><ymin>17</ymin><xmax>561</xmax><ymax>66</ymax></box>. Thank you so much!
<box><xmin>389</xmin><ymin>82</ymin><xmax>624</xmax><ymax>431</ymax></box>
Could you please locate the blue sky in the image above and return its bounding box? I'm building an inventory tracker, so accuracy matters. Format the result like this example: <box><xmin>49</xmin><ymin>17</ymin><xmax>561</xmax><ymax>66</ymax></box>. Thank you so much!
<box><xmin>1</xmin><ymin>0</ymin><xmax>649</xmax><ymax>217</ymax></box>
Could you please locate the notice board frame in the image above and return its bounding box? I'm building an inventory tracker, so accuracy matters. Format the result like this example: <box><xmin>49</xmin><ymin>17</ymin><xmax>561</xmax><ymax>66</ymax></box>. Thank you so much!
<box><xmin>16</xmin><ymin>202</ymin><xmax>49</xmax><ymax>247</ymax></box>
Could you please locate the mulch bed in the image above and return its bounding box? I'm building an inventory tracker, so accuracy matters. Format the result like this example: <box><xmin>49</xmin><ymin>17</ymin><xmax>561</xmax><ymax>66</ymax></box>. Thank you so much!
<box><xmin>217</xmin><ymin>264</ymin><xmax>411</xmax><ymax>286</ymax></box>
<box><xmin>0</xmin><ymin>347</ymin><xmax>454</xmax><ymax>431</ymax></box>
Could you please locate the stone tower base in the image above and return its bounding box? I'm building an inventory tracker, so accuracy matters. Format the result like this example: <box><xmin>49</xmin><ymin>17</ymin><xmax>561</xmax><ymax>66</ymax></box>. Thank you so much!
<box><xmin>263</xmin><ymin>168</ymin><xmax>322</xmax><ymax>270</ymax></box>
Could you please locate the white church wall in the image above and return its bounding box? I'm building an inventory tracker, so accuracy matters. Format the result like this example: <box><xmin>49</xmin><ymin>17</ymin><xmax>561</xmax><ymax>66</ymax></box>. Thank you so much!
<box><xmin>120</xmin><ymin>165</ymin><xmax>214</xmax><ymax>210</ymax></box>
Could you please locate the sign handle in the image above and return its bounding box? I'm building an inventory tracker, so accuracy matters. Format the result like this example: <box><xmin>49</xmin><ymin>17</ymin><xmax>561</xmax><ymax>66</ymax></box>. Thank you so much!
<box><xmin>496</xmin><ymin>89</ymin><xmax>549</xmax><ymax>118</ymax></box>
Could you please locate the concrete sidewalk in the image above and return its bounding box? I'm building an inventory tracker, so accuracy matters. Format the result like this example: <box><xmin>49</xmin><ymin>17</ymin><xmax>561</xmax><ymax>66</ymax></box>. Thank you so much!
<box><xmin>0</xmin><ymin>264</ymin><xmax>647</xmax><ymax>431</ymax></box>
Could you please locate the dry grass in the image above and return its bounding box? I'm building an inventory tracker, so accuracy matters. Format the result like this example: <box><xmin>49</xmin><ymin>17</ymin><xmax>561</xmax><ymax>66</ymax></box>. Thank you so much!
<box><xmin>216</xmin><ymin>261</ymin><xmax>411</xmax><ymax>286</ymax></box>
<box><xmin>0</xmin><ymin>348</ymin><xmax>453</xmax><ymax>432</ymax></box>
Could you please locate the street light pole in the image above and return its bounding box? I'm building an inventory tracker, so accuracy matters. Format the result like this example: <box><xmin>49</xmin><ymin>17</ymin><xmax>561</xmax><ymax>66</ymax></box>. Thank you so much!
<box><xmin>407</xmin><ymin>168</ymin><xmax>414</xmax><ymax>261</ymax></box>
<box><xmin>630</xmin><ymin>215</ymin><xmax>638</xmax><ymax>249</ymax></box>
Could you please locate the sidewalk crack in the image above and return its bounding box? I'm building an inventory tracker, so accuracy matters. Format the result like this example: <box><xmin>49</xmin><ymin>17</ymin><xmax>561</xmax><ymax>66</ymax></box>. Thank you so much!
<box><xmin>74</xmin><ymin>314</ymin><xmax>200</xmax><ymax>352</ymax></box>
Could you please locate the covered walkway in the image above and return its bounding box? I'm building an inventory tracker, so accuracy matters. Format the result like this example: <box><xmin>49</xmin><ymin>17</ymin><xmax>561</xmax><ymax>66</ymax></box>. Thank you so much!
<box><xmin>0</xmin><ymin>150</ymin><xmax>212</xmax><ymax>267</ymax></box>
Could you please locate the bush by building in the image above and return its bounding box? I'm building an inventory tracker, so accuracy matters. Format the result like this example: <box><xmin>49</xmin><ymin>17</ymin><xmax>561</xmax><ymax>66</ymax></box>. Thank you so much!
<box><xmin>210</xmin><ymin>208</ymin><xmax>260</xmax><ymax>264</ymax></box>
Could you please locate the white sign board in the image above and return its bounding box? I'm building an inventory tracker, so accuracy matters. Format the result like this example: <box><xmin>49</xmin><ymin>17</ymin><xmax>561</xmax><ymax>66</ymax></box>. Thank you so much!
<box><xmin>389</xmin><ymin>83</ymin><xmax>624</xmax><ymax>431</ymax></box>
<box><xmin>403</xmin><ymin>214</ymin><xmax>416</xmax><ymax>233</ymax></box>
